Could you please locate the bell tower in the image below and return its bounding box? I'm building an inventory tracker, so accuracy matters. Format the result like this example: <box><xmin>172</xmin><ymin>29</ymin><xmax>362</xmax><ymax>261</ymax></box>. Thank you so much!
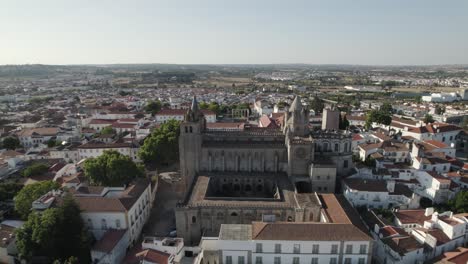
<box><xmin>179</xmin><ymin>96</ymin><xmax>205</xmax><ymax>193</ymax></box>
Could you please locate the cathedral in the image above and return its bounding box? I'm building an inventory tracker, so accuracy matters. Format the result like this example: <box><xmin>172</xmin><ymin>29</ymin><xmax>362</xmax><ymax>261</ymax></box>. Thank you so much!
<box><xmin>176</xmin><ymin>96</ymin><xmax>353</xmax><ymax>245</ymax></box>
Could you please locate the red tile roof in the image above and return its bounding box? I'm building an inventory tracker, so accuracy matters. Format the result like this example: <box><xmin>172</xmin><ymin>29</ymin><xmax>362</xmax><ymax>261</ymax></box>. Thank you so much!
<box><xmin>136</xmin><ymin>249</ymin><xmax>170</xmax><ymax>264</ymax></box>
<box><xmin>92</xmin><ymin>229</ymin><xmax>127</xmax><ymax>253</ymax></box>
<box><xmin>394</xmin><ymin>209</ymin><xmax>431</xmax><ymax>225</ymax></box>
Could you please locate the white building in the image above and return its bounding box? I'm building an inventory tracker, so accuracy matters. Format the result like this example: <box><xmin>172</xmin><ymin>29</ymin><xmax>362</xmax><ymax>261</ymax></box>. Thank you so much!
<box><xmin>155</xmin><ymin>109</ymin><xmax>216</xmax><ymax>123</ymax></box>
<box><xmin>399</xmin><ymin>123</ymin><xmax>462</xmax><ymax>147</ymax></box>
<box><xmin>198</xmin><ymin>222</ymin><xmax>372</xmax><ymax>264</ymax></box>
<box><xmin>197</xmin><ymin>194</ymin><xmax>373</xmax><ymax>264</ymax></box>
<box><xmin>422</xmin><ymin>92</ymin><xmax>459</xmax><ymax>103</ymax></box>
<box><xmin>343</xmin><ymin>179</ymin><xmax>420</xmax><ymax>210</ymax></box>
<box><xmin>253</xmin><ymin>99</ymin><xmax>274</xmax><ymax>117</ymax></box>
<box><xmin>91</xmin><ymin>229</ymin><xmax>129</xmax><ymax>264</ymax></box>
<box><xmin>77</xmin><ymin>141</ymin><xmax>140</xmax><ymax>162</ymax></box>
<box><xmin>16</xmin><ymin>127</ymin><xmax>59</xmax><ymax>148</ymax></box>
<box><xmin>74</xmin><ymin>179</ymin><xmax>154</xmax><ymax>246</ymax></box>
<box><xmin>138</xmin><ymin>237</ymin><xmax>184</xmax><ymax>263</ymax></box>
<box><xmin>364</xmin><ymin>208</ymin><xmax>468</xmax><ymax>264</ymax></box>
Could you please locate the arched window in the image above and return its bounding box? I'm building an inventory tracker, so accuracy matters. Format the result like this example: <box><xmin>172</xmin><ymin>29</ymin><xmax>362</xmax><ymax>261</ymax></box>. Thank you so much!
<box><xmin>245</xmin><ymin>185</ymin><xmax>252</xmax><ymax>192</ymax></box>
<box><xmin>101</xmin><ymin>219</ymin><xmax>107</xmax><ymax>230</ymax></box>
<box><xmin>192</xmin><ymin>216</ymin><xmax>197</xmax><ymax>224</ymax></box>
<box><xmin>334</xmin><ymin>143</ymin><xmax>339</xmax><ymax>152</ymax></box>
<box><xmin>231</xmin><ymin>212</ymin><xmax>238</xmax><ymax>217</ymax></box>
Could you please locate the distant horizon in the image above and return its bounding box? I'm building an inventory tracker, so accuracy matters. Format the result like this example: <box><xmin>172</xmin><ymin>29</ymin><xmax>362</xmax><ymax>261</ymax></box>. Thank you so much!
<box><xmin>1</xmin><ymin>63</ymin><xmax>468</xmax><ymax>67</ymax></box>
<box><xmin>2</xmin><ymin>0</ymin><xmax>468</xmax><ymax>65</ymax></box>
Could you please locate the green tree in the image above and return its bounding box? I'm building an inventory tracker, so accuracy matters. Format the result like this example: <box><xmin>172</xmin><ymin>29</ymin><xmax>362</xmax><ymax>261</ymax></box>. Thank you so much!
<box><xmin>199</xmin><ymin>101</ymin><xmax>209</xmax><ymax>109</ymax></box>
<box><xmin>0</xmin><ymin>182</ymin><xmax>23</xmax><ymax>202</ymax></box>
<box><xmin>16</xmin><ymin>194</ymin><xmax>91</xmax><ymax>263</ymax></box>
<box><xmin>144</xmin><ymin>100</ymin><xmax>162</xmax><ymax>115</ymax></box>
<box><xmin>446</xmin><ymin>191</ymin><xmax>468</xmax><ymax>213</ymax></box>
<box><xmin>83</xmin><ymin>150</ymin><xmax>144</xmax><ymax>186</ymax></box>
<box><xmin>100</xmin><ymin>126</ymin><xmax>115</xmax><ymax>135</ymax></box>
<box><xmin>435</xmin><ymin>105</ymin><xmax>445</xmax><ymax>115</ymax></box>
<box><xmin>339</xmin><ymin>115</ymin><xmax>350</xmax><ymax>130</ymax></box>
<box><xmin>138</xmin><ymin>119</ymin><xmax>180</xmax><ymax>166</ymax></box>
<box><xmin>3</xmin><ymin>136</ymin><xmax>21</xmax><ymax>150</ymax></box>
<box><xmin>460</xmin><ymin>115</ymin><xmax>468</xmax><ymax>130</ymax></box>
<box><xmin>207</xmin><ymin>102</ymin><xmax>220</xmax><ymax>115</ymax></box>
<box><xmin>14</xmin><ymin>180</ymin><xmax>60</xmax><ymax>219</ymax></box>
<box><xmin>365</xmin><ymin>110</ymin><xmax>392</xmax><ymax>129</ymax></box>
<box><xmin>310</xmin><ymin>95</ymin><xmax>324</xmax><ymax>114</ymax></box>
<box><xmin>380</xmin><ymin>102</ymin><xmax>393</xmax><ymax>114</ymax></box>
<box><xmin>47</xmin><ymin>139</ymin><xmax>62</xmax><ymax>148</ymax></box>
<box><xmin>22</xmin><ymin>163</ymin><xmax>49</xmax><ymax>178</ymax></box>
<box><xmin>424</xmin><ymin>114</ymin><xmax>435</xmax><ymax>124</ymax></box>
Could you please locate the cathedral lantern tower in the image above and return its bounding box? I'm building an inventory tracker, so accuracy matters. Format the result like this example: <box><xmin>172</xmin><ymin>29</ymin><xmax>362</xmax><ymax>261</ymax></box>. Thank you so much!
<box><xmin>283</xmin><ymin>95</ymin><xmax>309</xmax><ymax>137</ymax></box>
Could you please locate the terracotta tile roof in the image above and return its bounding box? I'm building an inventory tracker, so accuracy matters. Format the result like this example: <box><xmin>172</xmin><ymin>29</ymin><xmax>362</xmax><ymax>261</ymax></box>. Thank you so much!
<box><xmin>343</xmin><ymin>179</ymin><xmax>388</xmax><ymax>192</ymax></box>
<box><xmin>92</xmin><ymin>229</ymin><xmax>127</xmax><ymax>253</ymax></box>
<box><xmin>112</xmin><ymin>123</ymin><xmax>136</xmax><ymax>129</ymax></box>
<box><xmin>17</xmin><ymin>127</ymin><xmax>59</xmax><ymax>137</ymax></box>
<box><xmin>77</xmin><ymin>141</ymin><xmax>135</xmax><ymax>149</ymax></box>
<box><xmin>259</xmin><ymin>115</ymin><xmax>279</xmax><ymax>128</ymax></box>
<box><xmin>89</xmin><ymin>119</ymin><xmax>115</xmax><ymax>125</ymax></box>
<box><xmin>156</xmin><ymin>109</ymin><xmax>186</xmax><ymax>116</ymax></box>
<box><xmin>394</xmin><ymin>209</ymin><xmax>431</xmax><ymax>225</ymax></box>
<box><xmin>424</xmin><ymin>140</ymin><xmax>449</xmax><ymax>148</ymax></box>
<box><xmin>75</xmin><ymin>179</ymin><xmax>150</xmax><ymax>212</ymax></box>
<box><xmin>347</xmin><ymin>115</ymin><xmax>366</xmax><ymax>121</ymax></box>
<box><xmin>136</xmin><ymin>249</ymin><xmax>170</xmax><ymax>264</ymax></box>
<box><xmin>251</xmin><ymin>222</ymin><xmax>372</xmax><ymax>241</ymax></box>
<box><xmin>408</xmin><ymin>123</ymin><xmax>462</xmax><ymax>134</ymax></box>
<box><xmin>352</xmin><ymin>134</ymin><xmax>364</xmax><ymax>141</ymax></box>
<box><xmin>380</xmin><ymin>226</ymin><xmax>408</xmax><ymax>237</ymax></box>
<box><xmin>381</xmin><ymin>235</ymin><xmax>423</xmax><ymax>256</ymax></box>
<box><xmin>432</xmin><ymin>247</ymin><xmax>468</xmax><ymax>264</ymax></box>
<box><xmin>206</xmin><ymin>122</ymin><xmax>245</xmax><ymax>129</ymax></box>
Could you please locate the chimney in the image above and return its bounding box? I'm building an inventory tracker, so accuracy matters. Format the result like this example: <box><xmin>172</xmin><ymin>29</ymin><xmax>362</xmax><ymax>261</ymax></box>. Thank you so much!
<box><xmin>425</xmin><ymin>207</ymin><xmax>434</xmax><ymax>216</ymax></box>
<box><xmin>431</xmin><ymin>212</ymin><xmax>439</xmax><ymax>222</ymax></box>
<box><xmin>387</xmin><ymin>180</ymin><xmax>395</xmax><ymax>193</ymax></box>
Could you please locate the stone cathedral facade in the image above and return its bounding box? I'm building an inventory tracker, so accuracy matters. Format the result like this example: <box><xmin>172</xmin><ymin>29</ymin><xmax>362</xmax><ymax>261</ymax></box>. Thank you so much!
<box><xmin>176</xmin><ymin>96</ymin><xmax>353</xmax><ymax>245</ymax></box>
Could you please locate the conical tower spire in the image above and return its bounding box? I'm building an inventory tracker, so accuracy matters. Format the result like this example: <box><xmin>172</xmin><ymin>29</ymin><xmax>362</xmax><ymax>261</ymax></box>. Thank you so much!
<box><xmin>191</xmin><ymin>96</ymin><xmax>199</xmax><ymax>114</ymax></box>
<box><xmin>289</xmin><ymin>95</ymin><xmax>303</xmax><ymax>112</ymax></box>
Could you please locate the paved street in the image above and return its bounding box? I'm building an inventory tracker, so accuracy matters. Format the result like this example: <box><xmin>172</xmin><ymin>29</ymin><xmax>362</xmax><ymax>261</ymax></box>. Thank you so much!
<box><xmin>142</xmin><ymin>175</ymin><xmax>185</xmax><ymax>237</ymax></box>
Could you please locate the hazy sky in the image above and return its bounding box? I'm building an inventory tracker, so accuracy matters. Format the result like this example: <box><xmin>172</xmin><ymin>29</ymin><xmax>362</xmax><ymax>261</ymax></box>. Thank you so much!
<box><xmin>1</xmin><ymin>0</ymin><xmax>467</xmax><ymax>65</ymax></box>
